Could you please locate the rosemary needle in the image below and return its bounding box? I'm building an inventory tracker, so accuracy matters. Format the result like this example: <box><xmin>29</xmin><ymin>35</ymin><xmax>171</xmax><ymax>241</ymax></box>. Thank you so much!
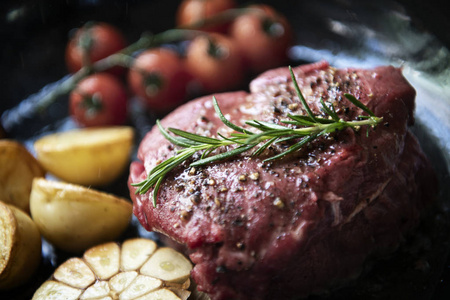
<box><xmin>132</xmin><ymin>67</ymin><xmax>383</xmax><ymax>207</ymax></box>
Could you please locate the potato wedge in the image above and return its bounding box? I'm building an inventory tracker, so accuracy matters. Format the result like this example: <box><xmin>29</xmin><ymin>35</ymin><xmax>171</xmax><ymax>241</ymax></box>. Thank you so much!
<box><xmin>0</xmin><ymin>201</ymin><xmax>42</xmax><ymax>290</ymax></box>
<box><xmin>0</xmin><ymin>140</ymin><xmax>45</xmax><ymax>213</ymax></box>
<box><xmin>34</xmin><ymin>126</ymin><xmax>134</xmax><ymax>186</ymax></box>
<box><xmin>29</xmin><ymin>178</ymin><xmax>132</xmax><ymax>253</ymax></box>
<box><xmin>32</xmin><ymin>239</ymin><xmax>193</xmax><ymax>300</ymax></box>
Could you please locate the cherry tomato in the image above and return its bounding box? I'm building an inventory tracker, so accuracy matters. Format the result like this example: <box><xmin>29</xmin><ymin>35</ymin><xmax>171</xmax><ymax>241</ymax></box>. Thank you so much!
<box><xmin>69</xmin><ymin>73</ymin><xmax>128</xmax><ymax>127</ymax></box>
<box><xmin>127</xmin><ymin>48</ymin><xmax>192</xmax><ymax>114</ymax></box>
<box><xmin>185</xmin><ymin>33</ymin><xmax>245</xmax><ymax>93</ymax></box>
<box><xmin>65</xmin><ymin>22</ymin><xmax>127</xmax><ymax>74</ymax></box>
<box><xmin>229</xmin><ymin>4</ymin><xmax>293</xmax><ymax>73</ymax></box>
<box><xmin>176</xmin><ymin>0</ymin><xmax>236</xmax><ymax>33</ymax></box>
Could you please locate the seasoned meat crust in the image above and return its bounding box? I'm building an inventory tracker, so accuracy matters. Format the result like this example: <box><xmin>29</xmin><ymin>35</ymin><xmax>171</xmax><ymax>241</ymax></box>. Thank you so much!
<box><xmin>128</xmin><ymin>61</ymin><xmax>437</xmax><ymax>300</ymax></box>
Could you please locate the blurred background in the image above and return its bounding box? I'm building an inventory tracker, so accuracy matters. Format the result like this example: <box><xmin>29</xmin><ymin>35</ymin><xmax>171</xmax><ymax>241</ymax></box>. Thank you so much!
<box><xmin>1</xmin><ymin>0</ymin><xmax>449</xmax><ymax>116</ymax></box>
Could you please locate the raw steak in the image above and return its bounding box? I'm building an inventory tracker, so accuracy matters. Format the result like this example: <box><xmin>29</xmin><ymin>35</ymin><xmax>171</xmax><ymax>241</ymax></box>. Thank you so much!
<box><xmin>128</xmin><ymin>61</ymin><xmax>437</xmax><ymax>300</ymax></box>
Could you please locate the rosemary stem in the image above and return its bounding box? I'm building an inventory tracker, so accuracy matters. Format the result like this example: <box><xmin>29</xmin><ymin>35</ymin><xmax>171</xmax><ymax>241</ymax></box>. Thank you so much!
<box><xmin>291</xmin><ymin>117</ymin><xmax>382</xmax><ymax>135</ymax></box>
<box><xmin>132</xmin><ymin>97</ymin><xmax>382</xmax><ymax>203</ymax></box>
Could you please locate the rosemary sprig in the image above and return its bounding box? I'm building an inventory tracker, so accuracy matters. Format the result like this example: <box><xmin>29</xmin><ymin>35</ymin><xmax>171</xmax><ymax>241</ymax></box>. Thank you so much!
<box><xmin>132</xmin><ymin>66</ymin><xmax>383</xmax><ymax>207</ymax></box>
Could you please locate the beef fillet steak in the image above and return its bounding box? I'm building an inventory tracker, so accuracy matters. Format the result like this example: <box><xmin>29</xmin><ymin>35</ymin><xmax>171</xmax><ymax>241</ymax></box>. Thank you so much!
<box><xmin>128</xmin><ymin>61</ymin><xmax>437</xmax><ymax>300</ymax></box>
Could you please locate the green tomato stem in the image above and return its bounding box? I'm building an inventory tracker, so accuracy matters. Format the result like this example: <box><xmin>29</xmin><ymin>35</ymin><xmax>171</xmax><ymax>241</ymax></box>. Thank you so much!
<box><xmin>31</xmin><ymin>6</ymin><xmax>253</xmax><ymax>113</ymax></box>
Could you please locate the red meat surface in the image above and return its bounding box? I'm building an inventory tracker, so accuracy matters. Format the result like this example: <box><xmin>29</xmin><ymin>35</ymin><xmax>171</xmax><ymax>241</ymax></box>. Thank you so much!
<box><xmin>129</xmin><ymin>61</ymin><xmax>437</xmax><ymax>300</ymax></box>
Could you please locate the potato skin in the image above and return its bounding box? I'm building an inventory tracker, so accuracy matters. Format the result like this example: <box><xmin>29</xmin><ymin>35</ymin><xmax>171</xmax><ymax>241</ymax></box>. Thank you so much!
<box><xmin>0</xmin><ymin>201</ymin><xmax>42</xmax><ymax>290</ymax></box>
<box><xmin>33</xmin><ymin>126</ymin><xmax>134</xmax><ymax>186</ymax></box>
<box><xmin>0</xmin><ymin>140</ymin><xmax>45</xmax><ymax>213</ymax></box>
<box><xmin>30</xmin><ymin>178</ymin><xmax>133</xmax><ymax>253</ymax></box>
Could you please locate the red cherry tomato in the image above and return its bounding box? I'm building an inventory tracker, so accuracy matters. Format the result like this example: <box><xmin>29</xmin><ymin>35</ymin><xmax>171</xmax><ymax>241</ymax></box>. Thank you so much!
<box><xmin>65</xmin><ymin>22</ymin><xmax>127</xmax><ymax>74</ymax></box>
<box><xmin>176</xmin><ymin>0</ymin><xmax>236</xmax><ymax>33</ymax></box>
<box><xmin>229</xmin><ymin>4</ymin><xmax>293</xmax><ymax>73</ymax></box>
<box><xmin>185</xmin><ymin>33</ymin><xmax>245</xmax><ymax>93</ymax></box>
<box><xmin>127</xmin><ymin>48</ymin><xmax>192</xmax><ymax>114</ymax></box>
<box><xmin>69</xmin><ymin>73</ymin><xmax>128</xmax><ymax>127</ymax></box>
